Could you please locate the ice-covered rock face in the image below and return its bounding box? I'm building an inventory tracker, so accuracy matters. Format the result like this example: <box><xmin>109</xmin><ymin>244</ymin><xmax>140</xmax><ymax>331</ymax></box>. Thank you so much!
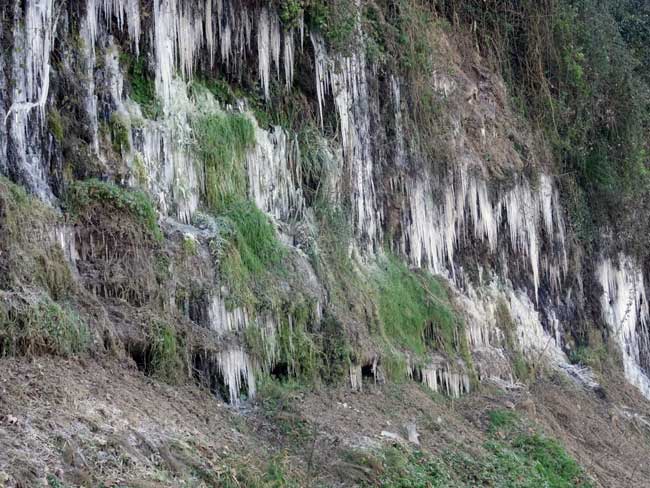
<box><xmin>3</xmin><ymin>0</ymin><xmax>56</xmax><ymax>203</ymax></box>
<box><xmin>311</xmin><ymin>33</ymin><xmax>380</xmax><ymax>253</ymax></box>
<box><xmin>1</xmin><ymin>0</ymin><xmax>649</xmax><ymax>402</ymax></box>
<box><xmin>399</xmin><ymin>168</ymin><xmax>567</xmax><ymax>304</ymax></box>
<box><xmin>597</xmin><ymin>256</ymin><xmax>650</xmax><ymax>399</ymax></box>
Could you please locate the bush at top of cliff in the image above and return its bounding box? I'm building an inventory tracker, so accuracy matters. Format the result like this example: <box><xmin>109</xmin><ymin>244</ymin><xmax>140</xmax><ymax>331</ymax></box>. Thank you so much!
<box><xmin>65</xmin><ymin>179</ymin><xmax>162</xmax><ymax>241</ymax></box>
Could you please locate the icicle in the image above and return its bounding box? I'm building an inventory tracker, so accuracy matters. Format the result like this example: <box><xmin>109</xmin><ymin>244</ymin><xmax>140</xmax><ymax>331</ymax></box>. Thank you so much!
<box><xmin>349</xmin><ymin>365</ymin><xmax>363</xmax><ymax>391</ymax></box>
<box><xmin>258</xmin><ymin>8</ymin><xmax>272</xmax><ymax>100</ymax></box>
<box><xmin>419</xmin><ymin>357</ymin><xmax>470</xmax><ymax>398</ymax></box>
<box><xmin>390</xmin><ymin>75</ymin><xmax>405</xmax><ymax>167</ymax></box>
<box><xmin>217</xmin><ymin>348</ymin><xmax>256</xmax><ymax>404</ymax></box>
<box><xmin>92</xmin><ymin>0</ymin><xmax>141</xmax><ymax>53</ymax></box>
<box><xmin>4</xmin><ymin>0</ymin><xmax>57</xmax><ymax>202</ymax></box>
<box><xmin>79</xmin><ymin>12</ymin><xmax>100</xmax><ymax>155</ymax></box>
<box><xmin>283</xmin><ymin>30</ymin><xmax>295</xmax><ymax>90</ymax></box>
<box><xmin>401</xmin><ymin>168</ymin><xmax>567</xmax><ymax>305</ymax></box>
<box><xmin>597</xmin><ymin>256</ymin><xmax>650</xmax><ymax>399</ymax></box>
<box><xmin>208</xmin><ymin>292</ymin><xmax>250</xmax><ymax>335</ymax></box>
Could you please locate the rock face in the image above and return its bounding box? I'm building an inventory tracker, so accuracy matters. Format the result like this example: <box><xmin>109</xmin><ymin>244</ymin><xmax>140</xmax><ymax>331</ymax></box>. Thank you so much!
<box><xmin>0</xmin><ymin>0</ymin><xmax>649</xmax><ymax>405</ymax></box>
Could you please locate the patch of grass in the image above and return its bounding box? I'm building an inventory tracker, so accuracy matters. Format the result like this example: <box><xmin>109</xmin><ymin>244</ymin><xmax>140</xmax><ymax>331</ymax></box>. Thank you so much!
<box><xmin>488</xmin><ymin>409</ymin><xmax>519</xmax><ymax>433</ymax></box>
<box><xmin>568</xmin><ymin>345</ymin><xmax>608</xmax><ymax>371</ymax></box>
<box><xmin>256</xmin><ymin>377</ymin><xmax>313</xmax><ymax>449</ymax></box>
<box><xmin>48</xmin><ymin>108</ymin><xmax>64</xmax><ymax>143</ymax></box>
<box><xmin>0</xmin><ymin>294</ymin><xmax>90</xmax><ymax>358</ymax></box>
<box><xmin>224</xmin><ymin>201</ymin><xmax>285</xmax><ymax>275</ymax></box>
<box><xmin>217</xmin><ymin>453</ymin><xmax>303</xmax><ymax>487</ymax></box>
<box><xmin>65</xmin><ymin>179</ymin><xmax>162</xmax><ymax>241</ymax></box>
<box><xmin>245</xmin><ymin>296</ymin><xmax>318</xmax><ymax>380</ymax></box>
<box><xmin>149</xmin><ymin>321</ymin><xmax>184</xmax><ymax>383</ymax></box>
<box><xmin>320</xmin><ymin>313</ymin><xmax>353</xmax><ymax>384</ymax></box>
<box><xmin>192</xmin><ymin>112</ymin><xmax>255</xmax><ymax>211</ymax></box>
<box><xmin>381</xmin><ymin>347</ymin><xmax>410</xmax><ymax>383</ymax></box>
<box><xmin>109</xmin><ymin>112</ymin><xmax>131</xmax><ymax>155</ymax></box>
<box><xmin>181</xmin><ymin>234</ymin><xmax>199</xmax><ymax>257</ymax></box>
<box><xmin>369</xmin><ymin>430</ymin><xmax>593</xmax><ymax>487</ymax></box>
<box><xmin>373</xmin><ymin>255</ymin><xmax>460</xmax><ymax>358</ymax></box>
<box><xmin>0</xmin><ymin>177</ymin><xmax>74</xmax><ymax>297</ymax></box>
<box><xmin>122</xmin><ymin>54</ymin><xmax>161</xmax><ymax>119</ymax></box>
<box><xmin>495</xmin><ymin>298</ymin><xmax>533</xmax><ymax>383</ymax></box>
<box><xmin>217</xmin><ymin>200</ymin><xmax>286</xmax><ymax>308</ymax></box>
<box><xmin>47</xmin><ymin>475</ymin><xmax>68</xmax><ymax>488</ymax></box>
<box><xmin>510</xmin><ymin>433</ymin><xmax>590</xmax><ymax>487</ymax></box>
<box><xmin>276</xmin><ymin>300</ymin><xmax>319</xmax><ymax>379</ymax></box>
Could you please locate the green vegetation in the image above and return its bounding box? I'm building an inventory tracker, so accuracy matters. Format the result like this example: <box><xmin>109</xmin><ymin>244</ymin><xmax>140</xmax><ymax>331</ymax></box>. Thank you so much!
<box><xmin>122</xmin><ymin>54</ymin><xmax>161</xmax><ymax>119</ymax></box>
<box><xmin>192</xmin><ymin>112</ymin><xmax>256</xmax><ymax>211</ymax></box>
<box><xmin>495</xmin><ymin>298</ymin><xmax>532</xmax><ymax>382</ymax></box>
<box><xmin>435</xmin><ymin>0</ymin><xmax>650</xmax><ymax>256</ymax></box>
<box><xmin>373</xmin><ymin>256</ymin><xmax>461</xmax><ymax>358</ymax></box>
<box><xmin>181</xmin><ymin>234</ymin><xmax>199</xmax><ymax>257</ymax></box>
<box><xmin>217</xmin><ymin>200</ymin><xmax>286</xmax><ymax>308</ymax></box>
<box><xmin>0</xmin><ymin>295</ymin><xmax>90</xmax><ymax>358</ymax></box>
<box><xmin>488</xmin><ymin>408</ymin><xmax>519</xmax><ymax>432</ymax></box>
<box><xmin>369</xmin><ymin>419</ymin><xmax>593</xmax><ymax>487</ymax></box>
<box><xmin>569</xmin><ymin>344</ymin><xmax>608</xmax><ymax>371</ymax></box>
<box><xmin>47</xmin><ymin>108</ymin><xmax>64</xmax><ymax>143</ymax></box>
<box><xmin>148</xmin><ymin>321</ymin><xmax>185</xmax><ymax>383</ymax></box>
<box><xmin>278</xmin><ymin>0</ymin><xmax>304</xmax><ymax>29</ymax></box>
<box><xmin>109</xmin><ymin>112</ymin><xmax>131</xmax><ymax>155</ymax></box>
<box><xmin>217</xmin><ymin>454</ymin><xmax>302</xmax><ymax>488</ymax></box>
<box><xmin>320</xmin><ymin>313</ymin><xmax>353</xmax><ymax>383</ymax></box>
<box><xmin>0</xmin><ymin>177</ymin><xmax>74</xmax><ymax>298</ymax></box>
<box><xmin>275</xmin><ymin>301</ymin><xmax>319</xmax><ymax>378</ymax></box>
<box><xmin>65</xmin><ymin>179</ymin><xmax>162</xmax><ymax>241</ymax></box>
<box><xmin>273</xmin><ymin>0</ymin><xmax>357</xmax><ymax>53</ymax></box>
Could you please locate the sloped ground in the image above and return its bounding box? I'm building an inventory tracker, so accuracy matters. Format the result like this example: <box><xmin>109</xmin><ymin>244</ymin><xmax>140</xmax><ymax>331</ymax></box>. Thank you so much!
<box><xmin>1</xmin><ymin>356</ymin><xmax>649</xmax><ymax>487</ymax></box>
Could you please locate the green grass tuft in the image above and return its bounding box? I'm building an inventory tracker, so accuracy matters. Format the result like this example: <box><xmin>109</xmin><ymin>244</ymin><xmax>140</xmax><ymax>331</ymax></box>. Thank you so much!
<box><xmin>0</xmin><ymin>295</ymin><xmax>90</xmax><ymax>358</ymax></box>
<box><xmin>148</xmin><ymin>321</ymin><xmax>184</xmax><ymax>383</ymax></box>
<box><xmin>217</xmin><ymin>200</ymin><xmax>286</xmax><ymax>308</ymax></box>
<box><xmin>488</xmin><ymin>409</ymin><xmax>519</xmax><ymax>433</ymax></box>
<box><xmin>192</xmin><ymin>113</ymin><xmax>255</xmax><ymax>211</ymax></box>
<box><xmin>373</xmin><ymin>255</ymin><xmax>460</xmax><ymax>357</ymax></box>
<box><xmin>122</xmin><ymin>54</ymin><xmax>161</xmax><ymax>119</ymax></box>
<box><xmin>109</xmin><ymin>112</ymin><xmax>131</xmax><ymax>155</ymax></box>
<box><xmin>65</xmin><ymin>179</ymin><xmax>162</xmax><ymax>241</ymax></box>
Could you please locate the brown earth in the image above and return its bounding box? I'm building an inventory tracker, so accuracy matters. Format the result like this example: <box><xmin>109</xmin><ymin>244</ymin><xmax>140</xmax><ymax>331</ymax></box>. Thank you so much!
<box><xmin>1</xmin><ymin>357</ymin><xmax>649</xmax><ymax>487</ymax></box>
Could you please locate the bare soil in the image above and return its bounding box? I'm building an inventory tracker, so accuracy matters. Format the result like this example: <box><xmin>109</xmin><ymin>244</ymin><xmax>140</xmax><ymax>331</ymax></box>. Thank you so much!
<box><xmin>1</xmin><ymin>357</ymin><xmax>649</xmax><ymax>487</ymax></box>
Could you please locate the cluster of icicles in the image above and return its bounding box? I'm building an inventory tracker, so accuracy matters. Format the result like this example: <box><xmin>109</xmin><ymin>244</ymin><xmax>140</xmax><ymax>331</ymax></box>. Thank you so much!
<box><xmin>597</xmin><ymin>256</ymin><xmax>650</xmax><ymax>398</ymax></box>
<box><xmin>398</xmin><ymin>167</ymin><xmax>568</xmax><ymax>305</ymax></box>
<box><xmin>5</xmin><ymin>0</ymin><xmax>650</xmax><ymax>402</ymax></box>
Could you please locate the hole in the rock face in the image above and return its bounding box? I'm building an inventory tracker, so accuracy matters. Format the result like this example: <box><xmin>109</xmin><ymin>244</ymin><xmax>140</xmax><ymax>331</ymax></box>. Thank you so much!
<box><xmin>361</xmin><ymin>364</ymin><xmax>375</xmax><ymax>379</ymax></box>
<box><xmin>102</xmin><ymin>330</ymin><xmax>112</xmax><ymax>352</ymax></box>
<box><xmin>270</xmin><ymin>362</ymin><xmax>290</xmax><ymax>380</ymax></box>
<box><xmin>411</xmin><ymin>367</ymin><xmax>423</xmax><ymax>383</ymax></box>
<box><xmin>127</xmin><ymin>341</ymin><xmax>153</xmax><ymax>374</ymax></box>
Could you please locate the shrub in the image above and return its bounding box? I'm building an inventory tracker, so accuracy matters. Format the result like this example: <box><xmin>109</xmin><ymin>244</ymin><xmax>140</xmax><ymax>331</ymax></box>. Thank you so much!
<box><xmin>65</xmin><ymin>179</ymin><xmax>162</xmax><ymax>241</ymax></box>
<box><xmin>0</xmin><ymin>294</ymin><xmax>90</xmax><ymax>358</ymax></box>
